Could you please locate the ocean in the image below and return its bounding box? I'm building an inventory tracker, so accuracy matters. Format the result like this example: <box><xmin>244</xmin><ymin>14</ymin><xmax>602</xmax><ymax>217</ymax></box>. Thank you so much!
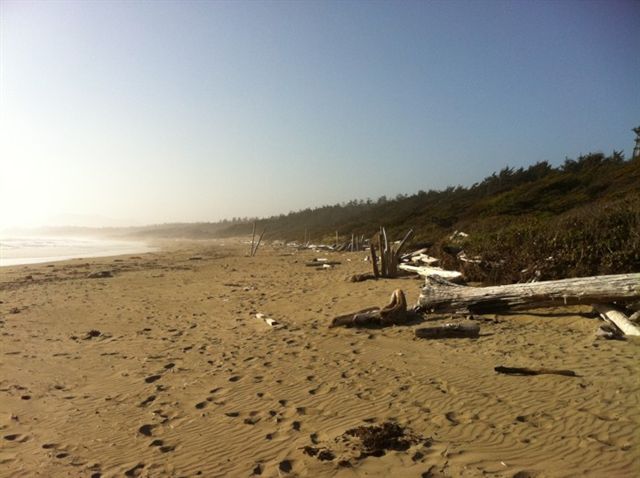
<box><xmin>0</xmin><ymin>236</ymin><xmax>156</xmax><ymax>267</ymax></box>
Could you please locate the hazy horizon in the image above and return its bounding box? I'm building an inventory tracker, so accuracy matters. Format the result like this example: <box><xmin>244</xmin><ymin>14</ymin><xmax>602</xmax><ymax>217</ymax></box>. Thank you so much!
<box><xmin>1</xmin><ymin>0</ymin><xmax>639</xmax><ymax>229</ymax></box>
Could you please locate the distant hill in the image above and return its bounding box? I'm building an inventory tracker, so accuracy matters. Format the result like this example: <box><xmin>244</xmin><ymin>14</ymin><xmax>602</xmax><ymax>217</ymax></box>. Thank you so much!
<box><xmin>219</xmin><ymin>151</ymin><xmax>639</xmax><ymax>242</ymax></box>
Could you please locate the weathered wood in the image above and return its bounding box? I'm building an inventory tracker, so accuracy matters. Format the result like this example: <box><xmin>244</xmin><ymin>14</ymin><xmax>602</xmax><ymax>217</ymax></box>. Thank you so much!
<box><xmin>370</xmin><ymin>244</ymin><xmax>379</xmax><ymax>278</ymax></box>
<box><xmin>376</xmin><ymin>231</ymin><xmax>386</xmax><ymax>277</ymax></box>
<box><xmin>305</xmin><ymin>260</ymin><xmax>342</xmax><ymax>267</ymax></box>
<box><xmin>415</xmin><ymin>322</ymin><xmax>479</xmax><ymax>339</ymax></box>
<box><xmin>418</xmin><ymin>273</ymin><xmax>640</xmax><ymax>314</ymax></box>
<box><xmin>250</xmin><ymin>221</ymin><xmax>256</xmax><ymax>256</ymax></box>
<box><xmin>494</xmin><ymin>366</ymin><xmax>578</xmax><ymax>377</ymax></box>
<box><xmin>330</xmin><ymin>289</ymin><xmax>408</xmax><ymax>328</ymax></box>
<box><xmin>400</xmin><ymin>264</ymin><xmax>463</xmax><ymax>281</ymax></box>
<box><xmin>410</xmin><ymin>254</ymin><xmax>439</xmax><ymax>265</ymax></box>
<box><xmin>396</xmin><ymin>229</ymin><xmax>414</xmax><ymax>256</ymax></box>
<box><xmin>251</xmin><ymin>229</ymin><xmax>266</xmax><ymax>256</ymax></box>
<box><xmin>402</xmin><ymin>248</ymin><xmax>428</xmax><ymax>260</ymax></box>
<box><xmin>348</xmin><ymin>273</ymin><xmax>377</xmax><ymax>283</ymax></box>
<box><xmin>369</xmin><ymin>228</ymin><xmax>414</xmax><ymax>278</ymax></box>
<box><xmin>593</xmin><ymin>303</ymin><xmax>640</xmax><ymax>336</ymax></box>
<box><xmin>255</xmin><ymin>313</ymin><xmax>280</xmax><ymax>328</ymax></box>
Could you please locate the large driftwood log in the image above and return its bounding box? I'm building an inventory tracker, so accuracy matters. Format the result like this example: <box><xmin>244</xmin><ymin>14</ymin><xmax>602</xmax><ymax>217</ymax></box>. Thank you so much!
<box><xmin>593</xmin><ymin>303</ymin><xmax>640</xmax><ymax>336</ymax></box>
<box><xmin>418</xmin><ymin>273</ymin><xmax>640</xmax><ymax>314</ymax></box>
<box><xmin>330</xmin><ymin>289</ymin><xmax>408</xmax><ymax>328</ymax></box>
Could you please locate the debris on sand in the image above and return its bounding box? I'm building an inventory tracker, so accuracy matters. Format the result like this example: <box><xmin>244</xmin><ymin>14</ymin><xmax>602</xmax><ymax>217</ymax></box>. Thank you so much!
<box><xmin>83</xmin><ymin>330</ymin><xmax>102</xmax><ymax>340</ymax></box>
<box><xmin>303</xmin><ymin>421</ymin><xmax>432</xmax><ymax>466</ymax></box>
<box><xmin>87</xmin><ymin>270</ymin><xmax>114</xmax><ymax>279</ymax></box>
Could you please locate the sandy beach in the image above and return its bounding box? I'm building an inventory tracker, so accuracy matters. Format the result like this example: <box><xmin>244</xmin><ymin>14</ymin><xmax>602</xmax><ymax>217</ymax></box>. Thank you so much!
<box><xmin>0</xmin><ymin>240</ymin><xmax>638</xmax><ymax>477</ymax></box>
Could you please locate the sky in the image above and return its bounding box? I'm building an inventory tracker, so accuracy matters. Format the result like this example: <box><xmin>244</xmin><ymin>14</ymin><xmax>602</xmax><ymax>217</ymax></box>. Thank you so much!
<box><xmin>1</xmin><ymin>0</ymin><xmax>639</xmax><ymax>228</ymax></box>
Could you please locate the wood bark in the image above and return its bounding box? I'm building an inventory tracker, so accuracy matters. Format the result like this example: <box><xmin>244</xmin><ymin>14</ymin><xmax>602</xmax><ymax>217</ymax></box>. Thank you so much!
<box><xmin>250</xmin><ymin>221</ymin><xmax>256</xmax><ymax>256</ymax></box>
<box><xmin>370</xmin><ymin>228</ymin><xmax>413</xmax><ymax>278</ymax></box>
<box><xmin>593</xmin><ymin>303</ymin><xmax>640</xmax><ymax>336</ymax></box>
<box><xmin>370</xmin><ymin>244</ymin><xmax>379</xmax><ymax>278</ymax></box>
<box><xmin>414</xmin><ymin>322</ymin><xmax>480</xmax><ymax>339</ymax></box>
<box><xmin>251</xmin><ymin>229</ymin><xmax>266</xmax><ymax>256</ymax></box>
<box><xmin>330</xmin><ymin>289</ymin><xmax>408</xmax><ymax>328</ymax></box>
<box><xmin>494</xmin><ymin>366</ymin><xmax>578</xmax><ymax>377</ymax></box>
<box><xmin>418</xmin><ymin>273</ymin><xmax>640</xmax><ymax>314</ymax></box>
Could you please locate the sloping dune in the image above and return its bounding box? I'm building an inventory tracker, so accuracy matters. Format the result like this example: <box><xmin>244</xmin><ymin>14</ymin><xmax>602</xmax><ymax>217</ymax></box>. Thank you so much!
<box><xmin>0</xmin><ymin>240</ymin><xmax>638</xmax><ymax>477</ymax></box>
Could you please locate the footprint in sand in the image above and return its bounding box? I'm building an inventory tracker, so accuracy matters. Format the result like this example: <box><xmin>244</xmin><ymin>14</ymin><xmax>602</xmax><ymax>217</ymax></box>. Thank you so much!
<box><xmin>139</xmin><ymin>395</ymin><xmax>156</xmax><ymax>407</ymax></box>
<box><xmin>279</xmin><ymin>459</ymin><xmax>293</xmax><ymax>473</ymax></box>
<box><xmin>144</xmin><ymin>375</ymin><xmax>162</xmax><ymax>384</ymax></box>
<box><xmin>4</xmin><ymin>434</ymin><xmax>28</xmax><ymax>443</ymax></box>
<box><xmin>124</xmin><ymin>463</ymin><xmax>145</xmax><ymax>477</ymax></box>
<box><xmin>138</xmin><ymin>424</ymin><xmax>155</xmax><ymax>437</ymax></box>
<box><xmin>195</xmin><ymin>401</ymin><xmax>207</xmax><ymax>410</ymax></box>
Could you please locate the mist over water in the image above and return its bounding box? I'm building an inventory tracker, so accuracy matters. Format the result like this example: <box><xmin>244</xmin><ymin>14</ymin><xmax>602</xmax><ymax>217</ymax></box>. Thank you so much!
<box><xmin>0</xmin><ymin>236</ymin><xmax>156</xmax><ymax>266</ymax></box>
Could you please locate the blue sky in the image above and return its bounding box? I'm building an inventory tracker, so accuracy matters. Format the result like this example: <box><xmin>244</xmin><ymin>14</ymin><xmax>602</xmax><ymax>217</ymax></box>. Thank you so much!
<box><xmin>1</xmin><ymin>0</ymin><xmax>638</xmax><ymax>227</ymax></box>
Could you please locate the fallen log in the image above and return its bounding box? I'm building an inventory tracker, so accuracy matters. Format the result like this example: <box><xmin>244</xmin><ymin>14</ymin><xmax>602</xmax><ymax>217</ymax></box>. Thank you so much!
<box><xmin>418</xmin><ymin>273</ymin><xmax>640</xmax><ymax>314</ymax></box>
<box><xmin>494</xmin><ymin>366</ymin><xmax>578</xmax><ymax>377</ymax></box>
<box><xmin>348</xmin><ymin>273</ymin><xmax>377</xmax><ymax>283</ymax></box>
<box><xmin>410</xmin><ymin>254</ymin><xmax>439</xmax><ymax>265</ymax></box>
<box><xmin>414</xmin><ymin>322</ymin><xmax>479</xmax><ymax>339</ymax></box>
<box><xmin>399</xmin><ymin>264</ymin><xmax>463</xmax><ymax>281</ymax></box>
<box><xmin>305</xmin><ymin>260</ymin><xmax>342</xmax><ymax>267</ymax></box>
<box><xmin>401</xmin><ymin>248</ymin><xmax>428</xmax><ymax>261</ymax></box>
<box><xmin>593</xmin><ymin>303</ymin><xmax>640</xmax><ymax>336</ymax></box>
<box><xmin>330</xmin><ymin>289</ymin><xmax>408</xmax><ymax>328</ymax></box>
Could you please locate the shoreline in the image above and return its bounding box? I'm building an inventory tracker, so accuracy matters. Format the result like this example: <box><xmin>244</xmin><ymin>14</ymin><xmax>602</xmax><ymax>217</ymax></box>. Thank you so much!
<box><xmin>0</xmin><ymin>236</ymin><xmax>159</xmax><ymax>268</ymax></box>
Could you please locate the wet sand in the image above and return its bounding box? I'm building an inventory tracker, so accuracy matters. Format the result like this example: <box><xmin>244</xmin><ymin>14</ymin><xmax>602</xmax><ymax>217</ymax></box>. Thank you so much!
<box><xmin>0</xmin><ymin>239</ymin><xmax>638</xmax><ymax>477</ymax></box>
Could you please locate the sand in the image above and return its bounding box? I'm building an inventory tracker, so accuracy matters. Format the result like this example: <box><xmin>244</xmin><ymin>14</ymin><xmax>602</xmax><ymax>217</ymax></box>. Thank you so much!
<box><xmin>0</xmin><ymin>239</ymin><xmax>638</xmax><ymax>477</ymax></box>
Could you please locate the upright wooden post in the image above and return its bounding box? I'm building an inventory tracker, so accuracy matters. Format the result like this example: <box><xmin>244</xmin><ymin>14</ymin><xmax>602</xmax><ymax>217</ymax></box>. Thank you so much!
<box><xmin>252</xmin><ymin>228</ymin><xmax>266</xmax><ymax>257</ymax></box>
<box><xmin>370</xmin><ymin>243</ymin><xmax>379</xmax><ymax>278</ymax></box>
<box><xmin>250</xmin><ymin>221</ymin><xmax>256</xmax><ymax>256</ymax></box>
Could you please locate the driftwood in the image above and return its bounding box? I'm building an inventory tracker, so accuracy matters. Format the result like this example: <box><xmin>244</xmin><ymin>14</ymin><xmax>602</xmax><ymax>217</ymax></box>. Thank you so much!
<box><xmin>596</xmin><ymin>323</ymin><xmax>626</xmax><ymax>340</ymax></box>
<box><xmin>255</xmin><ymin>313</ymin><xmax>280</xmax><ymax>328</ymax></box>
<box><xmin>401</xmin><ymin>248</ymin><xmax>428</xmax><ymax>261</ymax></box>
<box><xmin>330</xmin><ymin>289</ymin><xmax>408</xmax><ymax>328</ymax></box>
<box><xmin>370</xmin><ymin>244</ymin><xmax>380</xmax><ymax>278</ymax></box>
<box><xmin>593</xmin><ymin>303</ymin><xmax>640</xmax><ymax>337</ymax></box>
<box><xmin>250</xmin><ymin>228</ymin><xmax>266</xmax><ymax>257</ymax></box>
<box><xmin>399</xmin><ymin>264</ymin><xmax>463</xmax><ymax>281</ymax></box>
<box><xmin>410</xmin><ymin>254</ymin><xmax>439</xmax><ymax>265</ymax></box>
<box><xmin>348</xmin><ymin>273</ymin><xmax>377</xmax><ymax>283</ymax></box>
<box><xmin>250</xmin><ymin>221</ymin><xmax>256</xmax><ymax>256</ymax></box>
<box><xmin>494</xmin><ymin>366</ymin><xmax>578</xmax><ymax>377</ymax></box>
<box><xmin>418</xmin><ymin>273</ymin><xmax>640</xmax><ymax>314</ymax></box>
<box><xmin>371</xmin><ymin>228</ymin><xmax>413</xmax><ymax>278</ymax></box>
<box><xmin>305</xmin><ymin>260</ymin><xmax>342</xmax><ymax>267</ymax></box>
<box><xmin>414</xmin><ymin>322</ymin><xmax>479</xmax><ymax>339</ymax></box>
